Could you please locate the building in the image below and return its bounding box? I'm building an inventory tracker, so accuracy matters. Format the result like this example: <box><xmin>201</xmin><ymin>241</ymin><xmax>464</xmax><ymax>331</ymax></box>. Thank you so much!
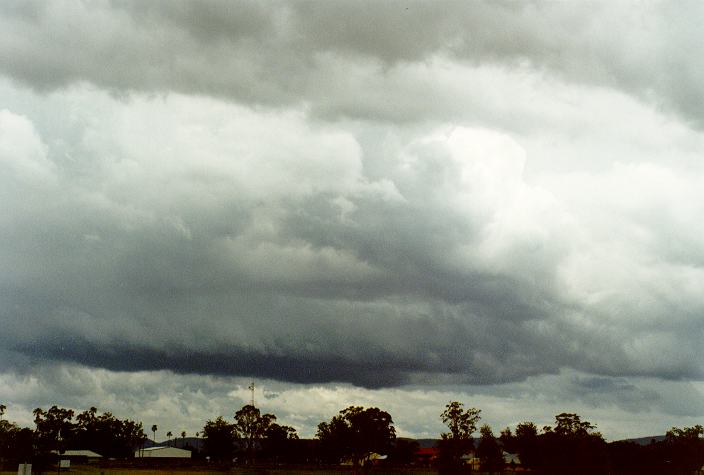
<box><xmin>415</xmin><ymin>447</ymin><xmax>439</xmax><ymax>466</ymax></box>
<box><xmin>134</xmin><ymin>446</ymin><xmax>191</xmax><ymax>458</ymax></box>
<box><xmin>53</xmin><ymin>449</ymin><xmax>102</xmax><ymax>463</ymax></box>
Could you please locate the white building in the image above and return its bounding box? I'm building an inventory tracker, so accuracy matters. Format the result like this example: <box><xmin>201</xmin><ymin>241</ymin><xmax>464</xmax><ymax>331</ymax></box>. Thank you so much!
<box><xmin>60</xmin><ymin>450</ymin><xmax>102</xmax><ymax>459</ymax></box>
<box><xmin>134</xmin><ymin>446</ymin><xmax>191</xmax><ymax>458</ymax></box>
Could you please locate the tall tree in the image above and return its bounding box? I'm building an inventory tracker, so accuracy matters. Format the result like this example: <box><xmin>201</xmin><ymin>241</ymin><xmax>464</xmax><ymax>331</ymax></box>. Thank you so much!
<box><xmin>538</xmin><ymin>413</ymin><xmax>607</xmax><ymax>474</ymax></box>
<box><xmin>151</xmin><ymin>424</ymin><xmax>157</xmax><ymax>443</ymax></box>
<box><xmin>33</xmin><ymin>406</ymin><xmax>76</xmax><ymax>455</ymax></box>
<box><xmin>262</xmin><ymin>423</ymin><xmax>299</xmax><ymax>463</ymax></box>
<box><xmin>0</xmin><ymin>416</ymin><xmax>33</xmax><ymax>469</ymax></box>
<box><xmin>663</xmin><ymin>425</ymin><xmax>704</xmax><ymax>474</ymax></box>
<box><xmin>554</xmin><ymin>412</ymin><xmax>596</xmax><ymax>436</ymax></box>
<box><xmin>74</xmin><ymin>407</ymin><xmax>145</xmax><ymax>458</ymax></box>
<box><xmin>513</xmin><ymin>421</ymin><xmax>539</xmax><ymax>469</ymax></box>
<box><xmin>233</xmin><ymin>404</ymin><xmax>276</xmax><ymax>464</ymax></box>
<box><xmin>476</xmin><ymin>424</ymin><xmax>503</xmax><ymax>474</ymax></box>
<box><xmin>499</xmin><ymin>427</ymin><xmax>515</xmax><ymax>452</ymax></box>
<box><xmin>202</xmin><ymin>416</ymin><xmax>236</xmax><ymax>462</ymax></box>
<box><xmin>438</xmin><ymin>401</ymin><xmax>481</xmax><ymax>470</ymax></box>
<box><xmin>316</xmin><ymin>406</ymin><xmax>395</xmax><ymax>468</ymax></box>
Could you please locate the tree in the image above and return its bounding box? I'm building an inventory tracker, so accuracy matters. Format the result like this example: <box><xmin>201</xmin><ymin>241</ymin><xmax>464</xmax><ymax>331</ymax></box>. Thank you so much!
<box><xmin>666</xmin><ymin>424</ymin><xmax>704</xmax><ymax>442</ymax></box>
<box><xmin>167</xmin><ymin>431</ymin><xmax>173</xmax><ymax>445</ymax></box>
<box><xmin>499</xmin><ymin>427</ymin><xmax>516</xmax><ymax>454</ymax></box>
<box><xmin>476</xmin><ymin>424</ymin><xmax>503</xmax><ymax>473</ymax></box>
<box><xmin>513</xmin><ymin>421</ymin><xmax>539</xmax><ymax>469</ymax></box>
<box><xmin>0</xmin><ymin>416</ymin><xmax>33</xmax><ymax>469</ymax></box>
<box><xmin>151</xmin><ymin>424</ymin><xmax>157</xmax><ymax>443</ymax></box>
<box><xmin>389</xmin><ymin>438</ymin><xmax>420</xmax><ymax>465</ymax></box>
<box><xmin>663</xmin><ymin>425</ymin><xmax>704</xmax><ymax>473</ymax></box>
<box><xmin>262</xmin><ymin>423</ymin><xmax>299</xmax><ymax>463</ymax></box>
<box><xmin>33</xmin><ymin>406</ymin><xmax>76</xmax><ymax>455</ymax></box>
<box><xmin>537</xmin><ymin>413</ymin><xmax>607</xmax><ymax>474</ymax></box>
<box><xmin>233</xmin><ymin>404</ymin><xmax>276</xmax><ymax>463</ymax></box>
<box><xmin>74</xmin><ymin>407</ymin><xmax>145</xmax><ymax>458</ymax></box>
<box><xmin>316</xmin><ymin>406</ymin><xmax>396</xmax><ymax>468</ymax></box>
<box><xmin>202</xmin><ymin>416</ymin><xmax>236</xmax><ymax>462</ymax></box>
<box><xmin>554</xmin><ymin>412</ymin><xmax>596</xmax><ymax>437</ymax></box>
<box><xmin>438</xmin><ymin>401</ymin><xmax>481</xmax><ymax>470</ymax></box>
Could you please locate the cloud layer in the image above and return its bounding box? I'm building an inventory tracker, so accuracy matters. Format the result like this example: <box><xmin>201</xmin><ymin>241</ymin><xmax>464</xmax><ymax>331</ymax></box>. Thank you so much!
<box><xmin>1</xmin><ymin>1</ymin><xmax>703</xmax><ymax>437</ymax></box>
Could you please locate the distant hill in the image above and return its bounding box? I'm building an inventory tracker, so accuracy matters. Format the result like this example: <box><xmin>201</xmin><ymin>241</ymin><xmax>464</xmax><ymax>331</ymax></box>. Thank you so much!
<box><xmin>417</xmin><ymin>435</ymin><xmax>668</xmax><ymax>447</ymax></box>
<box><xmin>617</xmin><ymin>435</ymin><xmax>666</xmax><ymax>445</ymax></box>
<box><xmin>140</xmin><ymin>434</ymin><xmax>667</xmax><ymax>453</ymax></box>
<box><xmin>414</xmin><ymin>438</ymin><xmax>439</xmax><ymax>448</ymax></box>
<box><xmin>142</xmin><ymin>437</ymin><xmax>203</xmax><ymax>451</ymax></box>
<box><xmin>414</xmin><ymin>438</ymin><xmax>482</xmax><ymax>448</ymax></box>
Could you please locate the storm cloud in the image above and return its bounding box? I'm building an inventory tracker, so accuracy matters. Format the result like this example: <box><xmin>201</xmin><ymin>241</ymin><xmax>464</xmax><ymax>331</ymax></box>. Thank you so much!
<box><xmin>1</xmin><ymin>1</ymin><xmax>703</xmax><ymax>438</ymax></box>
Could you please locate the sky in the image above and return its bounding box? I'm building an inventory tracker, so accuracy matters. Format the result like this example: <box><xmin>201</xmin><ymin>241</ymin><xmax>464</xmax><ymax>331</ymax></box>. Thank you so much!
<box><xmin>1</xmin><ymin>0</ymin><xmax>704</xmax><ymax>441</ymax></box>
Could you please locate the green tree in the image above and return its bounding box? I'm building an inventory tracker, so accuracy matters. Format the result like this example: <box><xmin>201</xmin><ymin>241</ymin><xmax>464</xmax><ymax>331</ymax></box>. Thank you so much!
<box><xmin>513</xmin><ymin>421</ymin><xmax>539</xmax><ymax>469</ymax></box>
<box><xmin>0</xmin><ymin>416</ymin><xmax>33</xmax><ymax>469</ymax></box>
<box><xmin>538</xmin><ymin>413</ymin><xmax>607</xmax><ymax>474</ymax></box>
<box><xmin>233</xmin><ymin>404</ymin><xmax>276</xmax><ymax>463</ymax></box>
<box><xmin>202</xmin><ymin>416</ymin><xmax>236</xmax><ymax>462</ymax></box>
<box><xmin>664</xmin><ymin>425</ymin><xmax>704</xmax><ymax>474</ymax></box>
<box><xmin>477</xmin><ymin>424</ymin><xmax>504</xmax><ymax>473</ymax></box>
<box><xmin>316</xmin><ymin>406</ymin><xmax>396</xmax><ymax>468</ymax></box>
<box><xmin>499</xmin><ymin>427</ymin><xmax>516</xmax><ymax>453</ymax></box>
<box><xmin>33</xmin><ymin>406</ymin><xmax>76</xmax><ymax>455</ymax></box>
<box><xmin>437</xmin><ymin>401</ymin><xmax>481</xmax><ymax>470</ymax></box>
<box><xmin>262</xmin><ymin>423</ymin><xmax>299</xmax><ymax>463</ymax></box>
<box><xmin>151</xmin><ymin>424</ymin><xmax>157</xmax><ymax>443</ymax></box>
<box><xmin>554</xmin><ymin>412</ymin><xmax>597</xmax><ymax>437</ymax></box>
<box><xmin>666</xmin><ymin>424</ymin><xmax>703</xmax><ymax>441</ymax></box>
<box><xmin>74</xmin><ymin>407</ymin><xmax>145</xmax><ymax>458</ymax></box>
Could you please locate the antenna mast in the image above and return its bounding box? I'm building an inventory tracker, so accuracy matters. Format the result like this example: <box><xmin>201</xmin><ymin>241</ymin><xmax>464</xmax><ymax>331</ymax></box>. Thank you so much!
<box><xmin>248</xmin><ymin>382</ymin><xmax>255</xmax><ymax>406</ymax></box>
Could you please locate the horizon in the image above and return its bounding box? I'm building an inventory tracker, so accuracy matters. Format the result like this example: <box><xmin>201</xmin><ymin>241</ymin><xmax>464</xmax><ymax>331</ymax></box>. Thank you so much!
<box><xmin>0</xmin><ymin>391</ymin><xmax>687</xmax><ymax>442</ymax></box>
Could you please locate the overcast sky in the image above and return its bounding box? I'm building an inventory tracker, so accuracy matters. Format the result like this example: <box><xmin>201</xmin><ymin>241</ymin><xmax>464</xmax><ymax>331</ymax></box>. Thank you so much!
<box><xmin>1</xmin><ymin>0</ymin><xmax>703</xmax><ymax>441</ymax></box>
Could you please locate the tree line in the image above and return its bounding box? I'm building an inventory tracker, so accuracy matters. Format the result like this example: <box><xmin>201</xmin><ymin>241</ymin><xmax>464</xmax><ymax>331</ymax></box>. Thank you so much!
<box><xmin>1</xmin><ymin>401</ymin><xmax>703</xmax><ymax>473</ymax></box>
<box><xmin>0</xmin><ymin>404</ymin><xmax>145</xmax><ymax>470</ymax></box>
